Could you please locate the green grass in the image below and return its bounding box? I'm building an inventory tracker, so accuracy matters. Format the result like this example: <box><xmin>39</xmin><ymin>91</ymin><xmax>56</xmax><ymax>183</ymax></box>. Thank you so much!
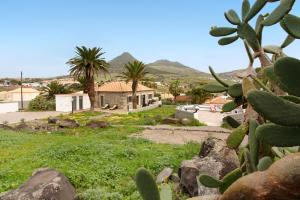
<box><xmin>103</xmin><ymin>105</ymin><xmax>176</xmax><ymax>126</ymax></box>
<box><xmin>0</xmin><ymin>126</ymin><xmax>199</xmax><ymax>199</ymax></box>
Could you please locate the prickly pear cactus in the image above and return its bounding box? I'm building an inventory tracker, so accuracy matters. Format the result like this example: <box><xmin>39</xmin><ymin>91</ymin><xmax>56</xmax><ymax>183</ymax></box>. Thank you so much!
<box><xmin>200</xmin><ymin>0</ymin><xmax>300</xmax><ymax>197</ymax></box>
<box><xmin>135</xmin><ymin>168</ymin><xmax>172</xmax><ymax>200</ymax></box>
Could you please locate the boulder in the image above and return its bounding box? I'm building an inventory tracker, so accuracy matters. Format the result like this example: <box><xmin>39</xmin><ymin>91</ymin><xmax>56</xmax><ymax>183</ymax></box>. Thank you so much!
<box><xmin>187</xmin><ymin>195</ymin><xmax>221</xmax><ymax>200</ymax></box>
<box><xmin>156</xmin><ymin>167</ymin><xmax>173</xmax><ymax>184</ymax></box>
<box><xmin>48</xmin><ymin>117</ymin><xmax>59</xmax><ymax>124</ymax></box>
<box><xmin>0</xmin><ymin>124</ymin><xmax>15</xmax><ymax>131</ymax></box>
<box><xmin>162</xmin><ymin>117</ymin><xmax>180</xmax><ymax>125</ymax></box>
<box><xmin>179</xmin><ymin>138</ymin><xmax>239</xmax><ymax>197</ymax></box>
<box><xmin>0</xmin><ymin>168</ymin><xmax>76</xmax><ymax>200</ymax></box>
<box><xmin>181</xmin><ymin>118</ymin><xmax>192</xmax><ymax>126</ymax></box>
<box><xmin>58</xmin><ymin>119</ymin><xmax>79</xmax><ymax>128</ymax></box>
<box><xmin>220</xmin><ymin>153</ymin><xmax>300</xmax><ymax>200</ymax></box>
<box><xmin>86</xmin><ymin>120</ymin><xmax>109</xmax><ymax>129</ymax></box>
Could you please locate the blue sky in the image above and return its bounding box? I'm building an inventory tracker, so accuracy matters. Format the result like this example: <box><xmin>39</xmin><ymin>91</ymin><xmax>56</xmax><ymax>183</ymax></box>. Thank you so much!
<box><xmin>0</xmin><ymin>0</ymin><xmax>299</xmax><ymax>78</ymax></box>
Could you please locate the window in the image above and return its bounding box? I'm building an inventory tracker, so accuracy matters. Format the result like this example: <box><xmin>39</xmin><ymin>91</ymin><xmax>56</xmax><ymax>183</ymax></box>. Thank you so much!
<box><xmin>137</xmin><ymin>96</ymin><xmax>139</xmax><ymax>105</ymax></box>
<box><xmin>128</xmin><ymin>96</ymin><xmax>132</xmax><ymax>103</ymax></box>
<box><xmin>148</xmin><ymin>94</ymin><xmax>153</xmax><ymax>99</ymax></box>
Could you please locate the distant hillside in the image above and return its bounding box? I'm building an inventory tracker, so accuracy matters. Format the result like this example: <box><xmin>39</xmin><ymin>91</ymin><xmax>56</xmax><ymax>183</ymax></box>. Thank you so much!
<box><xmin>107</xmin><ymin>52</ymin><xmax>209</xmax><ymax>82</ymax></box>
<box><xmin>147</xmin><ymin>59</ymin><xmax>209</xmax><ymax>77</ymax></box>
<box><xmin>219</xmin><ymin>69</ymin><xmax>247</xmax><ymax>80</ymax></box>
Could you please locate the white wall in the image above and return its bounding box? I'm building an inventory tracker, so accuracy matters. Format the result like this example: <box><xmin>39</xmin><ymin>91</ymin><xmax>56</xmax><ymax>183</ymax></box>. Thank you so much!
<box><xmin>0</xmin><ymin>102</ymin><xmax>19</xmax><ymax>114</ymax></box>
<box><xmin>55</xmin><ymin>95</ymin><xmax>90</xmax><ymax>112</ymax></box>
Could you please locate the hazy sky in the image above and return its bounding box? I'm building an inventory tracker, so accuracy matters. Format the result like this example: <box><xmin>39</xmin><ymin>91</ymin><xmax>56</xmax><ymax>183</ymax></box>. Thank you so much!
<box><xmin>0</xmin><ymin>0</ymin><xmax>300</xmax><ymax>78</ymax></box>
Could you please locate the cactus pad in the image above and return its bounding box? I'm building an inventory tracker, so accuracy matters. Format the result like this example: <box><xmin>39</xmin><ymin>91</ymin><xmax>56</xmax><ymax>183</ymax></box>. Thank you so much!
<box><xmin>202</xmin><ymin>83</ymin><xmax>227</xmax><ymax>93</ymax></box>
<box><xmin>249</xmin><ymin>119</ymin><xmax>259</xmax><ymax>167</ymax></box>
<box><xmin>274</xmin><ymin>57</ymin><xmax>300</xmax><ymax>97</ymax></box>
<box><xmin>210</xmin><ymin>27</ymin><xmax>237</xmax><ymax>37</ymax></box>
<box><xmin>281</xmin><ymin>35</ymin><xmax>295</xmax><ymax>49</ymax></box>
<box><xmin>262</xmin><ymin>0</ymin><xmax>295</xmax><ymax>26</ymax></box>
<box><xmin>242</xmin><ymin>0</ymin><xmax>250</xmax><ymax>21</ymax></box>
<box><xmin>245</xmin><ymin>0</ymin><xmax>268</xmax><ymax>22</ymax></box>
<box><xmin>219</xmin><ymin>168</ymin><xmax>242</xmax><ymax>193</ymax></box>
<box><xmin>222</xmin><ymin>101</ymin><xmax>240</xmax><ymax>112</ymax></box>
<box><xmin>160</xmin><ymin>184</ymin><xmax>172</xmax><ymax>200</ymax></box>
<box><xmin>256</xmin><ymin>123</ymin><xmax>300</xmax><ymax>147</ymax></box>
<box><xmin>135</xmin><ymin>168</ymin><xmax>160</xmax><ymax>200</ymax></box>
<box><xmin>228</xmin><ymin>83</ymin><xmax>243</xmax><ymax>98</ymax></box>
<box><xmin>237</xmin><ymin>23</ymin><xmax>260</xmax><ymax>51</ymax></box>
<box><xmin>281</xmin><ymin>14</ymin><xmax>300</xmax><ymax>39</ymax></box>
<box><xmin>225</xmin><ymin>9</ymin><xmax>241</xmax><ymax>25</ymax></box>
<box><xmin>227</xmin><ymin>125</ymin><xmax>248</xmax><ymax>149</ymax></box>
<box><xmin>218</xmin><ymin>35</ymin><xmax>239</xmax><ymax>46</ymax></box>
<box><xmin>247</xmin><ymin>90</ymin><xmax>300</xmax><ymax>127</ymax></box>
<box><xmin>209</xmin><ymin>66</ymin><xmax>229</xmax><ymax>87</ymax></box>
<box><xmin>199</xmin><ymin>174</ymin><xmax>223</xmax><ymax>188</ymax></box>
<box><xmin>257</xmin><ymin>156</ymin><xmax>273</xmax><ymax>171</ymax></box>
<box><xmin>223</xmin><ymin>116</ymin><xmax>241</xmax><ymax>128</ymax></box>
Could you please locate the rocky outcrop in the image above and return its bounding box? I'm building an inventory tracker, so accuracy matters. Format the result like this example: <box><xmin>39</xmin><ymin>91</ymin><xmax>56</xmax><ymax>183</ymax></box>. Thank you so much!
<box><xmin>86</xmin><ymin>120</ymin><xmax>109</xmax><ymax>129</ymax></box>
<box><xmin>179</xmin><ymin>138</ymin><xmax>239</xmax><ymax>197</ymax></box>
<box><xmin>220</xmin><ymin>153</ymin><xmax>300</xmax><ymax>200</ymax></box>
<box><xmin>58</xmin><ymin>119</ymin><xmax>79</xmax><ymax>128</ymax></box>
<box><xmin>0</xmin><ymin>168</ymin><xmax>76</xmax><ymax>200</ymax></box>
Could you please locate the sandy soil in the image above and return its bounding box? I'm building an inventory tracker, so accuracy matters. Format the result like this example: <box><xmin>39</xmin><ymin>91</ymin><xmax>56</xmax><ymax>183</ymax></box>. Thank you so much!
<box><xmin>132</xmin><ymin>125</ymin><xmax>233</xmax><ymax>145</ymax></box>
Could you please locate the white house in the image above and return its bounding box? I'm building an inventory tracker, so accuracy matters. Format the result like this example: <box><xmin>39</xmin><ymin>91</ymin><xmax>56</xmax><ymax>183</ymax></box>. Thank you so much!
<box><xmin>0</xmin><ymin>102</ymin><xmax>19</xmax><ymax>114</ymax></box>
<box><xmin>55</xmin><ymin>92</ymin><xmax>90</xmax><ymax>112</ymax></box>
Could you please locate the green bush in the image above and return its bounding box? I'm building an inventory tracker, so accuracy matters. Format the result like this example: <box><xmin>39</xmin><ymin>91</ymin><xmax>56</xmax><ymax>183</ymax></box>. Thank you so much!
<box><xmin>28</xmin><ymin>95</ymin><xmax>55</xmax><ymax>111</ymax></box>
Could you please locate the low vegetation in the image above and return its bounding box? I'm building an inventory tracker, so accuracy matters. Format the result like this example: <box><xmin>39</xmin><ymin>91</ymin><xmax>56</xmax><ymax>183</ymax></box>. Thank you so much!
<box><xmin>0</xmin><ymin>127</ymin><xmax>198</xmax><ymax>200</ymax></box>
<box><xmin>0</xmin><ymin>106</ymin><xmax>199</xmax><ymax>199</ymax></box>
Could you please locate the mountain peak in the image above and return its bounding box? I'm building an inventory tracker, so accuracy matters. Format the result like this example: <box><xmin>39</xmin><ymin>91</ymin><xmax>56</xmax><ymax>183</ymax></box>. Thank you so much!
<box><xmin>110</xmin><ymin>52</ymin><xmax>137</xmax><ymax>63</ymax></box>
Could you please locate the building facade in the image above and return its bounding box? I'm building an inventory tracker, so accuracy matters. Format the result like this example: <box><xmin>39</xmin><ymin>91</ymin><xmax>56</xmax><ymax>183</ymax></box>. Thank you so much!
<box><xmin>95</xmin><ymin>81</ymin><xmax>155</xmax><ymax>111</ymax></box>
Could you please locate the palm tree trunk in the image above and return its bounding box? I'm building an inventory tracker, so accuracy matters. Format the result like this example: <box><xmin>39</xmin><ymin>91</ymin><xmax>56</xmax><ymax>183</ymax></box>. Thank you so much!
<box><xmin>87</xmin><ymin>77</ymin><xmax>95</xmax><ymax>111</ymax></box>
<box><xmin>132</xmin><ymin>81</ymin><xmax>138</xmax><ymax>109</ymax></box>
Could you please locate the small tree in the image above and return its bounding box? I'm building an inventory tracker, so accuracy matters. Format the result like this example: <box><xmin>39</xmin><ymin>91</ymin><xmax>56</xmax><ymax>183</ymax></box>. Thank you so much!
<box><xmin>189</xmin><ymin>87</ymin><xmax>212</xmax><ymax>104</ymax></box>
<box><xmin>119</xmin><ymin>61</ymin><xmax>148</xmax><ymax>109</ymax></box>
<box><xmin>168</xmin><ymin>80</ymin><xmax>183</xmax><ymax>102</ymax></box>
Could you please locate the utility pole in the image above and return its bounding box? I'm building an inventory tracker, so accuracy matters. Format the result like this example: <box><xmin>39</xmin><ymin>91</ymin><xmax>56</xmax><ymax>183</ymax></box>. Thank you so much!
<box><xmin>21</xmin><ymin>71</ymin><xmax>24</xmax><ymax>111</ymax></box>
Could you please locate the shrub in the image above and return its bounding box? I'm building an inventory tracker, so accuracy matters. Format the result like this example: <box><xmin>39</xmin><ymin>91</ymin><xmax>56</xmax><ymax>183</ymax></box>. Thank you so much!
<box><xmin>28</xmin><ymin>95</ymin><xmax>55</xmax><ymax>111</ymax></box>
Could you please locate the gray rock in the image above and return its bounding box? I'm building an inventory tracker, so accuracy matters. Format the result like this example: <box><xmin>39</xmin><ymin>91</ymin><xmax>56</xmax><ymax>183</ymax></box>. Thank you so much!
<box><xmin>48</xmin><ymin>117</ymin><xmax>59</xmax><ymax>124</ymax></box>
<box><xmin>170</xmin><ymin>173</ymin><xmax>180</xmax><ymax>183</ymax></box>
<box><xmin>181</xmin><ymin>118</ymin><xmax>192</xmax><ymax>126</ymax></box>
<box><xmin>0</xmin><ymin>168</ymin><xmax>76</xmax><ymax>200</ymax></box>
<box><xmin>179</xmin><ymin>138</ymin><xmax>239</xmax><ymax>197</ymax></box>
<box><xmin>0</xmin><ymin>124</ymin><xmax>15</xmax><ymax>131</ymax></box>
<box><xmin>162</xmin><ymin>118</ymin><xmax>180</xmax><ymax>125</ymax></box>
<box><xmin>156</xmin><ymin>167</ymin><xmax>173</xmax><ymax>184</ymax></box>
<box><xmin>86</xmin><ymin>120</ymin><xmax>109</xmax><ymax>128</ymax></box>
<box><xmin>58</xmin><ymin>119</ymin><xmax>79</xmax><ymax>128</ymax></box>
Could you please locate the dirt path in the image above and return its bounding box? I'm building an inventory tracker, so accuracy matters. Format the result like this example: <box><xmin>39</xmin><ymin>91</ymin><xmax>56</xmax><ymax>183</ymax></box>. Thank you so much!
<box><xmin>132</xmin><ymin>125</ymin><xmax>232</xmax><ymax>145</ymax></box>
<box><xmin>0</xmin><ymin>111</ymin><xmax>64</xmax><ymax>124</ymax></box>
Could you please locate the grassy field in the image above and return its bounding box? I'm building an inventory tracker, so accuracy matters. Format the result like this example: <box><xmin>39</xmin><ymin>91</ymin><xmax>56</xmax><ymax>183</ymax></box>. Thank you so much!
<box><xmin>0</xmin><ymin>106</ymin><xmax>199</xmax><ymax>199</ymax></box>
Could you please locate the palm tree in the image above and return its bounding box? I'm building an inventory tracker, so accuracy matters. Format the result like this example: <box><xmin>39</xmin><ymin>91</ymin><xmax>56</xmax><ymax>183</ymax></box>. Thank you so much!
<box><xmin>119</xmin><ymin>61</ymin><xmax>148</xmax><ymax>109</ymax></box>
<box><xmin>42</xmin><ymin>81</ymin><xmax>70</xmax><ymax>100</ymax></box>
<box><xmin>67</xmin><ymin>46</ymin><xmax>109</xmax><ymax>110</ymax></box>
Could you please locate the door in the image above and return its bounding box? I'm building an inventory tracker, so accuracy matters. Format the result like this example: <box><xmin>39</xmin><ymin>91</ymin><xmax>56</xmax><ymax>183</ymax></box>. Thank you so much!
<box><xmin>142</xmin><ymin>95</ymin><xmax>146</xmax><ymax>107</ymax></box>
<box><xmin>79</xmin><ymin>96</ymin><xmax>83</xmax><ymax>110</ymax></box>
<box><xmin>72</xmin><ymin>96</ymin><xmax>77</xmax><ymax>111</ymax></box>
<box><xmin>100</xmin><ymin>96</ymin><xmax>104</xmax><ymax>107</ymax></box>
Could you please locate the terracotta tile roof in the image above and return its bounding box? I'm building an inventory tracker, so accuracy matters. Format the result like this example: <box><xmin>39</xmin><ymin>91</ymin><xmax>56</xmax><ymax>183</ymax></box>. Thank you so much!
<box><xmin>95</xmin><ymin>81</ymin><xmax>154</xmax><ymax>93</ymax></box>
<box><xmin>205</xmin><ymin>96</ymin><xmax>231</xmax><ymax>104</ymax></box>
<box><xmin>175</xmin><ymin>95</ymin><xmax>192</xmax><ymax>102</ymax></box>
